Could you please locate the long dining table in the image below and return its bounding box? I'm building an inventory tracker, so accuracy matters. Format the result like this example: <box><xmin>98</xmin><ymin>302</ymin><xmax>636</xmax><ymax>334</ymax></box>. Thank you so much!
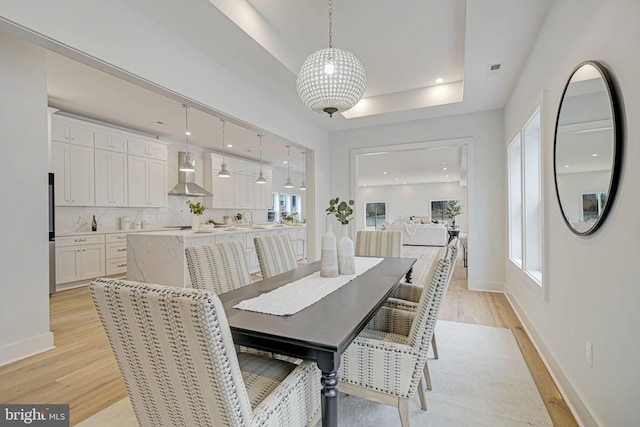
<box><xmin>219</xmin><ymin>256</ymin><xmax>416</xmax><ymax>427</ymax></box>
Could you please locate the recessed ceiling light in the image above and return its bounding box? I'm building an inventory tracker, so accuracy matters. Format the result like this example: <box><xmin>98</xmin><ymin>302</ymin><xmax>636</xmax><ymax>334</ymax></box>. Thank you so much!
<box><xmin>383</xmin><ymin>171</ymin><xmax>388</xmax><ymax>175</ymax></box>
<box><xmin>443</xmin><ymin>167</ymin><xmax>447</xmax><ymax>171</ymax></box>
<box><xmin>185</xmin><ymin>131</ymin><xmax>191</xmax><ymax>136</ymax></box>
<box><xmin>395</xmin><ymin>177</ymin><xmax>399</xmax><ymax>181</ymax></box>
<box><xmin>403</xmin><ymin>182</ymin><xmax>407</xmax><ymax>185</ymax></box>
<box><xmin>592</xmin><ymin>153</ymin><xmax>598</xmax><ymax>157</ymax></box>
<box><xmin>447</xmin><ymin>180</ymin><xmax>450</xmax><ymax>183</ymax></box>
<box><xmin>283</xmin><ymin>160</ymin><xmax>288</xmax><ymax>164</ymax></box>
<box><xmin>445</xmin><ymin>174</ymin><xmax>449</xmax><ymax>178</ymax></box>
<box><xmin>227</xmin><ymin>144</ymin><xmax>233</xmax><ymax>148</ymax></box>
<box><xmin>564</xmin><ymin>164</ymin><xmax>570</xmax><ymax>168</ymax></box>
<box><xmin>435</xmin><ymin>78</ymin><xmax>444</xmax><ymax>84</ymax></box>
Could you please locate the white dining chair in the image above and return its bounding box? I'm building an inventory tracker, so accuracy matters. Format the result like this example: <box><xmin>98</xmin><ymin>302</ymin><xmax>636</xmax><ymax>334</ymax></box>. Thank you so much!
<box><xmin>254</xmin><ymin>234</ymin><xmax>298</xmax><ymax>279</ymax></box>
<box><xmin>338</xmin><ymin>247</ymin><xmax>453</xmax><ymax>426</ymax></box>
<box><xmin>185</xmin><ymin>241</ymin><xmax>252</xmax><ymax>294</ymax></box>
<box><xmin>90</xmin><ymin>278</ymin><xmax>321</xmax><ymax>427</ymax></box>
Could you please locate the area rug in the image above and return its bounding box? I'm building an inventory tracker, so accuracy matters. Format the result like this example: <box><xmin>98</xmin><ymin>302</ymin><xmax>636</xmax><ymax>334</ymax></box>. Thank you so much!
<box><xmin>77</xmin><ymin>321</ymin><xmax>552</xmax><ymax>427</ymax></box>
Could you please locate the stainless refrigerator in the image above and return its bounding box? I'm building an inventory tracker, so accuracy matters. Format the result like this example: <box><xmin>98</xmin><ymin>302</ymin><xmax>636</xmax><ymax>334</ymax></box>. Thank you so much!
<box><xmin>49</xmin><ymin>173</ymin><xmax>56</xmax><ymax>294</ymax></box>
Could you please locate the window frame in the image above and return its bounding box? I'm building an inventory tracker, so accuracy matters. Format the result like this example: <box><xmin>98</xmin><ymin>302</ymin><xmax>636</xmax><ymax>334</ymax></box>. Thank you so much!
<box><xmin>508</xmin><ymin>105</ymin><xmax>544</xmax><ymax>290</ymax></box>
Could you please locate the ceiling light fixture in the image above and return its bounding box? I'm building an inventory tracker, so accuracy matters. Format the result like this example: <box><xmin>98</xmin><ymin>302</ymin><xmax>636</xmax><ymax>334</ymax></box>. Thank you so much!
<box><xmin>296</xmin><ymin>0</ymin><xmax>366</xmax><ymax>117</ymax></box>
<box><xmin>217</xmin><ymin>119</ymin><xmax>231</xmax><ymax>178</ymax></box>
<box><xmin>256</xmin><ymin>134</ymin><xmax>267</xmax><ymax>184</ymax></box>
<box><xmin>179</xmin><ymin>105</ymin><xmax>195</xmax><ymax>172</ymax></box>
<box><xmin>435</xmin><ymin>78</ymin><xmax>444</xmax><ymax>84</ymax></box>
<box><xmin>300</xmin><ymin>150</ymin><xmax>307</xmax><ymax>191</ymax></box>
<box><xmin>284</xmin><ymin>145</ymin><xmax>294</xmax><ymax>188</ymax></box>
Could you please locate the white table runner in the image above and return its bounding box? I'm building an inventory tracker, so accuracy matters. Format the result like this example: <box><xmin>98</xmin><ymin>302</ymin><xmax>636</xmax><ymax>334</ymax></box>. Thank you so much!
<box><xmin>234</xmin><ymin>257</ymin><xmax>384</xmax><ymax>316</ymax></box>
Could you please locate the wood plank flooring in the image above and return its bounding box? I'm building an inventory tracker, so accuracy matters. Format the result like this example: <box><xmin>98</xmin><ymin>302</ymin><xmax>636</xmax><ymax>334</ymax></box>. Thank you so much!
<box><xmin>0</xmin><ymin>247</ymin><xmax>577</xmax><ymax>426</ymax></box>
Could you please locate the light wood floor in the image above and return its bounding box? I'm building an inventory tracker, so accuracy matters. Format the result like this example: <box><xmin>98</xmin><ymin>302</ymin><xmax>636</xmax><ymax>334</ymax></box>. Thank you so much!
<box><xmin>0</xmin><ymin>247</ymin><xmax>578</xmax><ymax>426</ymax></box>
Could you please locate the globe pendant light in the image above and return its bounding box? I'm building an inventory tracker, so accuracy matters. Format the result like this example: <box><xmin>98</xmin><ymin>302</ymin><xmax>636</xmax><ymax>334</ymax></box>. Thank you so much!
<box><xmin>179</xmin><ymin>104</ymin><xmax>195</xmax><ymax>172</ymax></box>
<box><xmin>284</xmin><ymin>145</ymin><xmax>294</xmax><ymax>188</ymax></box>
<box><xmin>217</xmin><ymin>119</ymin><xmax>231</xmax><ymax>178</ymax></box>
<box><xmin>256</xmin><ymin>134</ymin><xmax>267</xmax><ymax>184</ymax></box>
<box><xmin>299</xmin><ymin>150</ymin><xmax>307</xmax><ymax>191</ymax></box>
<box><xmin>296</xmin><ymin>0</ymin><xmax>366</xmax><ymax>117</ymax></box>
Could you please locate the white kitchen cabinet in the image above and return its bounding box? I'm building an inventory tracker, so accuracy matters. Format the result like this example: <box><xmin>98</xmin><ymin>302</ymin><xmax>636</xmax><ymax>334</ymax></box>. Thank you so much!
<box><xmin>128</xmin><ymin>155</ymin><xmax>167</xmax><ymax>207</ymax></box>
<box><xmin>51</xmin><ymin>141</ymin><xmax>70</xmax><ymax>205</ymax></box>
<box><xmin>105</xmin><ymin>234</ymin><xmax>128</xmax><ymax>276</ymax></box>
<box><xmin>51</xmin><ymin>134</ymin><xmax>95</xmax><ymax>206</ymax></box>
<box><xmin>51</xmin><ymin>118</ymin><xmax>94</xmax><ymax>147</ymax></box>
<box><xmin>94</xmin><ymin>130</ymin><xmax>127</xmax><ymax>153</ymax></box>
<box><xmin>95</xmin><ymin>149</ymin><xmax>128</xmax><ymax>207</ymax></box>
<box><xmin>245</xmin><ymin>230</ymin><xmax>269</xmax><ymax>274</ymax></box>
<box><xmin>55</xmin><ymin>235</ymin><xmax>105</xmax><ymax>285</ymax></box>
<box><xmin>128</xmin><ymin>137</ymin><xmax>167</xmax><ymax>161</ymax></box>
<box><xmin>203</xmin><ymin>153</ymin><xmax>273</xmax><ymax>209</ymax></box>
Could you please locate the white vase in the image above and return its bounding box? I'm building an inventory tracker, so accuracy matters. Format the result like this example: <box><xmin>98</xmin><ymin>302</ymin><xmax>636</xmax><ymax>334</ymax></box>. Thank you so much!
<box><xmin>191</xmin><ymin>214</ymin><xmax>200</xmax><ymax>232</ymax></box>
<box><xmin>337</xmin><ymin>223</ymin><xmax>355</xmax><ymax>275</ymax></box>
<box><xmin>320</xmin><ymin>217</ymin><xmax>339</xmax><ymax>278</ymax></box>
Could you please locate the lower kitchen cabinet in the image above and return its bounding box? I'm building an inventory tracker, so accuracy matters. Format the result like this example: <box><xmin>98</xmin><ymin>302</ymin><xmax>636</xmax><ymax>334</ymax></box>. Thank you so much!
<box><xmin>55</xmin><ymin>235</ymin><xmax>105</xmax><ymax>284</ymax></box>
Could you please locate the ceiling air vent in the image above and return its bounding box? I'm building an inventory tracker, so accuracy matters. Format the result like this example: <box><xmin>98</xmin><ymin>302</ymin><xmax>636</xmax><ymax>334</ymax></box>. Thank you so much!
<box><xmin>487</xmin><ymin>62</ymin><xmax>503</xmax><ymax>74</ymax></box>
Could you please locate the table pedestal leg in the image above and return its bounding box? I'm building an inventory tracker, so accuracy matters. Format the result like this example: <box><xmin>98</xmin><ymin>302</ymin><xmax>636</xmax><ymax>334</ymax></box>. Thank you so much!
<box><xmin>321</xmin><ymin>370</ymin><xmax>338</xmax><ymax>427</ymax></box>
<box><xmin>405</xmin><ymin>267</ymin><xmax>413</xmax><ymax>284</ymax></box>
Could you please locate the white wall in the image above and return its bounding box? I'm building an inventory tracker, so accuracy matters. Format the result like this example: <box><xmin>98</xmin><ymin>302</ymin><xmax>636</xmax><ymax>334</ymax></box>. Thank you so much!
<box><xmin>358</xmin><ymin>182</ymin><xmax>468</xmax><ymax>231</ymax></box>
<box><xmin>504</xmin><ymin>1</ymin><xmax>640</xmax><ymax>425</ymax></box>
<box><xmin>0</xmin><ymin>0</ymin><xmax>332</xmax><ymax>364</ymax></box>
<box><xmin>330</xmin><ymin>110</ymin><xmax>505</xmax><ymax>291</ymax></box>
<box><xmin>0</xmin><ymin>34</ymin><xmax>53</xmax><ymax>365</ymax></box>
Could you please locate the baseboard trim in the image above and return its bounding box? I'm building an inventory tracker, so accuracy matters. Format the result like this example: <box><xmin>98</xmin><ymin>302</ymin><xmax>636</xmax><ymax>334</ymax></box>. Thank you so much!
<box><xmin>0</xmin><ymin>332</ymin><xmax>55</xmax><ymax>367</ymax></box>
<box><xmin>469</xmin><ymin>280</ymin><xmax>504</xmax><ymax>292</ymax></box>
<box><xmin>505</xmin><ymin>293</ymin><xmax>601</xmax><ymax>427</ymax></box>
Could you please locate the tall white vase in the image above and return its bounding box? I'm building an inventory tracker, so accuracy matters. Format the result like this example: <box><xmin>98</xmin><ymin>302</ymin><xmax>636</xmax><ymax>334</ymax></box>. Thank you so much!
<box><xmin>320</xmin><ymin>217</ymin><xmax>339</xmax><ymax>278</ymax></box>
<box><xmin>337</xmin><ymin>223</ymin><xmax>355</xmax><ymax>275</ymax></box>
<box><xmin>191</xmin><ymin>214</ymin><xmax>200</xmax><ymax>232</ymax></box>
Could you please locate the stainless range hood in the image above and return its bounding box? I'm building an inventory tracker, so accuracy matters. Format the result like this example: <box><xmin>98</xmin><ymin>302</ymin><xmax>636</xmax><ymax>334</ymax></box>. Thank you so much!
<box><xmin>168</xmin><ymin>151</ymin><xmax>213</xmax><ymax>197</ymax></box>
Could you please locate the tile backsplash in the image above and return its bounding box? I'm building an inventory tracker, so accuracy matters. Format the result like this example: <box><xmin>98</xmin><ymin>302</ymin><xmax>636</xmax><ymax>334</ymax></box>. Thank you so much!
<box><xmin>55</xmin><ymin>195</ymin><xmax>268</xmax><ymax>234</ymax></box>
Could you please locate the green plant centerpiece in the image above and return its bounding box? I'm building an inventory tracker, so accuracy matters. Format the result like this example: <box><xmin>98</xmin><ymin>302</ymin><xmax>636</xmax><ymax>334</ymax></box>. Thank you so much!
<box><xmin>326</xmin><ymin>197</ymin><xmax>355</xmax><ymax>224</ymax></box>
<box><xmin>283</xmin><ymin>215</ymin><xmax>296</xmax><ymax>224</ymax></box>
<box><xmin>446</xmin><ymin>200</ymin><xmax>463</xmax><ymax>228</ymax></box>
<box><xmin>234</xmin><ymin>212</ymin><xmax>243</xmax><ymax>222</ymax></box>
<box><xmin>186</xmin><ymin>200</ymin><xmax>206</xmax><ymax>215</ymax></box>
<box><xmin>326</xmin><ymin>197</ymin><xmax>355</xmax><ymax>275</ymax></box>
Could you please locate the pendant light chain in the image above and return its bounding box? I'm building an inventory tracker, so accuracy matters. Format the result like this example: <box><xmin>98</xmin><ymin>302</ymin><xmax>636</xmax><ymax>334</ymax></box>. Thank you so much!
<box><xmin>221</xmin><ymin>119</ymin><xmax>226</xmax><ymax>162</ymax></box>
<box><xmin>259</xmin><ymin>134</ymin><xmax>263</xmax><ymax>172</ymax></box>
<box><xmin>328</xmin><ymin>0</ymin><xmax>333</xmax><ymax>48</ymax></box>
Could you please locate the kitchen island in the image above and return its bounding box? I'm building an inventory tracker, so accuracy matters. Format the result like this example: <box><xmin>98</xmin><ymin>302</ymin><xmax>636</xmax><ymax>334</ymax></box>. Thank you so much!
<box><xmin>127</xmin><ymin>225</ymin><xmax>306</xmax><ymax>287</ymax></box>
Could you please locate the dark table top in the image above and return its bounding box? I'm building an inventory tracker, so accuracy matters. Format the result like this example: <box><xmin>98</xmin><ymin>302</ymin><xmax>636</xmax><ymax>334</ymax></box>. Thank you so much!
<box><xmin>219</xmin><ymin>257</ymin><xmax>416</xmax><ymax>357</ymax></box>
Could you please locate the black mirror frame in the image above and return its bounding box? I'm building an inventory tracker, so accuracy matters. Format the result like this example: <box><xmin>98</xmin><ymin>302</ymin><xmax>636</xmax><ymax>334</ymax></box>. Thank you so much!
<box><xmin>553</xmin><ymin>60</ymin><xmax>624</xmax><ymax>236</ymax></box>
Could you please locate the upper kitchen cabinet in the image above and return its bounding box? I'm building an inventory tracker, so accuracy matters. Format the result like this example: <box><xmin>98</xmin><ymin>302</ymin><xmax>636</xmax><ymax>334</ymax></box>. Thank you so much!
<box><xmin>203</xmin><ymin>153</ymin><xmax>273</xmax><ymax>209</ymax></box>
<box><xmin>51</xmin><ymin>116</ymin><xmax>96</xmax><ymax>206</ymax></box>
<box><xmin>127</xmin><ymin>138</ymin><xmax>168</xmax><ymax>207</ymax></box>
<box><xmin>51</xmin><ymin>117</ymin><xmax>94</xmax><ymax>147</ymax></box>
<box><xmin>95</xmin><ymin>148</ymin><xmax>128</xmax><ymax>207</ymax></box>
<box><xmin>128</xmin><ymin>137</ymin><xmax>167</xmax><ymax>161</ymax></box>
<box><xmin>94</xmin><ymin>130</ymin><xmax>127</xmax><ymax>153</ymax></box>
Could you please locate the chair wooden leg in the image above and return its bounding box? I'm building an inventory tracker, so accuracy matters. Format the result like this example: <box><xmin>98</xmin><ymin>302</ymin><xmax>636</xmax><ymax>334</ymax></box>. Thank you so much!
<box><xmin>423</xmin><ymin>359</ymin><xmax>432</xmax><ymax>391</ymax></box>
<box><xmin>398</xmin><ymin>398</ymin><xmax>410</xmax><ymax>427</ymax></box>
<box><xmin>418</xmin><ymin>374</ymin><xmax>428</xmax><ymax>411</ymax></box>
<box><xmin>431</xmin><ymin>333</ymin><xmax>439</xmax><ymax>359</ymax></box>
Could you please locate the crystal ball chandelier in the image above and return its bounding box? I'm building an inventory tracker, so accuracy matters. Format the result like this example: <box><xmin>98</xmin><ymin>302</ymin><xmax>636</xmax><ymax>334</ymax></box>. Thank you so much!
<box><xmin>296</xmin><ymin>0</ymin><xmax>366</xmax><ymax>117</ymax></box>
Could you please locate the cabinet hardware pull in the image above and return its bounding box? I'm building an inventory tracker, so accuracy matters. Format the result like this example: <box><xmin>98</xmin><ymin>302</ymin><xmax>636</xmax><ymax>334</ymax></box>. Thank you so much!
<box><xmin>117</xmin><ymin>248</ymin><xmax>127</xmax><ymax>252</ymax></box>
<box><xmin>117</xmin><ymin>263</ymin><xmax>127</xmax><ymax>267</ymax></box>
<box><xmin>117</xmin><ymin>236</ymin><xmax>126</xmax><ymax>239</ymax></box>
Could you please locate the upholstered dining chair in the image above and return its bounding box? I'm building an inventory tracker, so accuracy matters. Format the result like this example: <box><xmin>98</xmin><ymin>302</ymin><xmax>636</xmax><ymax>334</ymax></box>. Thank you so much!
<box><xmin>338</xmin><ymin>247</ymin><xmax>453</xmax><ymax>426</ymax></box>
<box><xmin>354</xmin><ymin>230</ymin><xmax>403</xmax><ymax>257</ymax></box>
<box><xmin>254</xmin><ymin>234</ymin><xmax>298</xmax><ymax>279</ymax></box>
<box><xmin>90</xmin><ymin>278</ymin><xmax>321</xmax><ymax>427</ymax></box>
<box><xmin>185</xmin><ymin>240</ymin><xmax>251</xmax><ymax>294</ymax></box>
<box><xmin>354</xmin><ymin>230</ymin><xmax>411</xmax><ymax>283</ymax></box>
<box><xmin>384</xmin><ymin>237</ymin><xmax>459</xmax><ymax>390</ymax></box>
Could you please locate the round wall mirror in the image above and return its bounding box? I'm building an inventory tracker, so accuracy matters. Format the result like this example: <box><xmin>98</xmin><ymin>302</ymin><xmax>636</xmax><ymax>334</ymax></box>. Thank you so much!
<box><xmin>553</xmin><ymin>61</ymin><xmax>623</xmax><ymax>235</ymax></box>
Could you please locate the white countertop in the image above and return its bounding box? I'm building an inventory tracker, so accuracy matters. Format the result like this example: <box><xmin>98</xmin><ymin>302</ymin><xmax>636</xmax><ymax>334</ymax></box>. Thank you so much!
<box><xmin>57</xmin><ymin>228</ymin><xmax>168</xmax><ymax>237</ymax></box>
<box><xmin>130</xmin><ymin>224</ymin><xmax>306</xmax><ymax>238</ymax></box>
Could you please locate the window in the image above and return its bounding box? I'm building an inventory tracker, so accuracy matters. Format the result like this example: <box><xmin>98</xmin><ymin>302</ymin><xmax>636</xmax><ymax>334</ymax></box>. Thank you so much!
<box><xmin>508</xmin><ymin>107</ymin><xmax>543</xmax><ymax>285</ymax></box>
<box><xmin>581</xmin><ymin>192</ymin><xmax>607</xmax><ymax>222</ymax></box>
<box><xmin>291</xmin><ymin>194</ymin><xmax>302</xmax><ymax>220</ymax></box>
<box><xmin>365</xmin><ymin>202</ymin><xmax>386</xmax><ymax>230</ymax></box>
<box><xmin>430</xmin><ymin>200</ymin><xmax>455</xmax><ymax>224</ymax></box>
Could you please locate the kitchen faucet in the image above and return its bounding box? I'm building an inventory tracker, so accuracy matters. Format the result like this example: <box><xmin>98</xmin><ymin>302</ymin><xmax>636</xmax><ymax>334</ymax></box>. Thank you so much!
<box><xmin>242</xmin><ymin>210</ymin><xmax>254</xmax><ymax>226</ymax></box>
